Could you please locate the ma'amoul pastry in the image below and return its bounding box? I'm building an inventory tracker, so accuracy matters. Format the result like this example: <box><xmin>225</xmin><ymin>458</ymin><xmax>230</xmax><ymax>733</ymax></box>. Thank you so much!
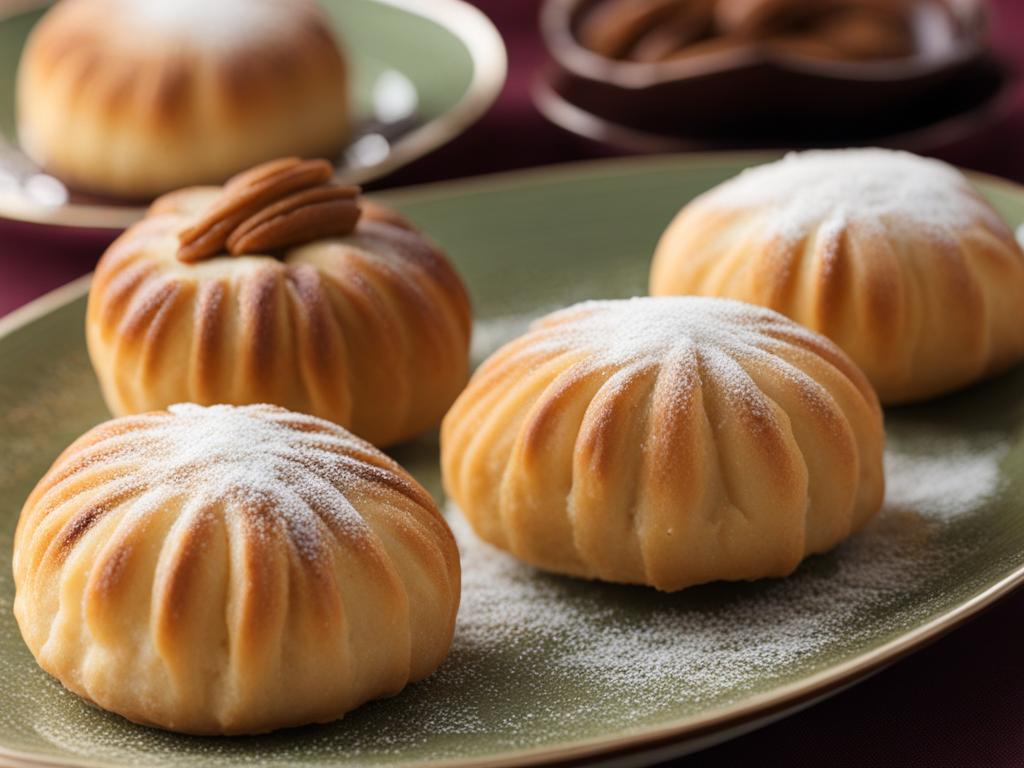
<box><xmin>441</xmin><ymin>297</ymin><xmax>885</xmax><ymax>592</ymax></box>
<box><xmin>87</xmin><ymin>158</ymin><xmax>472</xmax><ymax>447</ymax></box>
<box><xmin>650</xmin><ymin>149</ymin><xmax>1024</xmax><ymax>404</ymax></box>
<box><xmin>17</xmin><ymin>0</ymin><xmax>350</xmax><ymax>197</ymax></box>
<box><xmin>13</xmin><ymin>403</ymin><xmax>461</xmax><ymax>735</ymax></box>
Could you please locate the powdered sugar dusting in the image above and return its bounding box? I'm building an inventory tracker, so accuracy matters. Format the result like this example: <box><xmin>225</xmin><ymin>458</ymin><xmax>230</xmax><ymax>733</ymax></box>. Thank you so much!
<box><xmin>414</xmin><ymin>433</ymin><xmax>1002</xmax><ymax>741</ymax></box>
<box><xmin>532</xmin><ymin>296</ymin><xmax>820</xmax><ymax>366</ymax></box>
<box><xmin>117</xmin><ymin>0</ymin><xmax>319</xmax><ymax>45</ymax></box>
<box><xmin>68</xmin><ymin>404</ymin><xmax>384</xmax><ymax>559</ymax></box>
<box><xmin>518</xmin><ymin>297</ymin><xmax>837</xmax><ymax>416</ymax></box>
<box><xmin>704</xmin><ymin>149</ymin><xmax>999</xmax><ymax>244</ymax></box>
<box><xmin>885</xmin><ymin>436</ymin><xmax>1008</xmax><ymax>520</ymax></box>
<box><xmin>6</xmin><ymin>363</ymin><xmax>1017</xmax><ymax>764</ymax></box>
<box><xmin>25</xmin><ymin>432</ymin><xmax>1003</xmax><ymax>763</ymax></box>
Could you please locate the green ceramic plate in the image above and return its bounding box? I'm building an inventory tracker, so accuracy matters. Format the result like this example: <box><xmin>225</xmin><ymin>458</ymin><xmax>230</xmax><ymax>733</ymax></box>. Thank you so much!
<box><xmin>0</xmin><ymin>0</ymin><xmax>506</xmax><ymax>228</ymax></box>
<box><xmin>1</xmin><ymin>155</ymin><xmax>1023</xmax><ymax>768</ymax></box>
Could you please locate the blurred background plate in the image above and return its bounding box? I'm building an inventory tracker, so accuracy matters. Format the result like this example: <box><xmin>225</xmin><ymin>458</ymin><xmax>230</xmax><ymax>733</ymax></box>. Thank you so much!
<box><xmin>0</xmin><ymin>0</ymin><xmax>507</xmax><ymax>230</ymax></box>
<box><xmin>1</xmin><ymin>155</ymin><xmax>1023</xmax><ymax>768</ymax></box>
<box><xmin>532</xmin><ymin>68</ymin><xmax>1016</xmax><ymax>155</ymax></box>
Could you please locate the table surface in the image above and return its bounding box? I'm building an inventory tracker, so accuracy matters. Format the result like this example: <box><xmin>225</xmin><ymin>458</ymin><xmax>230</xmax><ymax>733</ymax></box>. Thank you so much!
<box><xmin>1</xmin><ymin>1</ymin><xmax>1023</xmax><ymax>766</ymax></box>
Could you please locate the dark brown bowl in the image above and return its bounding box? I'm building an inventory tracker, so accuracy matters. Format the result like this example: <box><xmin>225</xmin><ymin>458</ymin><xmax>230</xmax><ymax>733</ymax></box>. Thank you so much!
<box><xmin>538</xmin><ymin>0</ymin><xmax>1004</xmax><ymax>145</ymax></box>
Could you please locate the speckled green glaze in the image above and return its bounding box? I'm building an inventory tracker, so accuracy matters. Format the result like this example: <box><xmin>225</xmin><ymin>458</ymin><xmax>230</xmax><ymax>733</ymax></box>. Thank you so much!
<box><xmin>1</xmin><ymin>156</ymin><xmax>1023</xmax><ymax>767</ymax></box>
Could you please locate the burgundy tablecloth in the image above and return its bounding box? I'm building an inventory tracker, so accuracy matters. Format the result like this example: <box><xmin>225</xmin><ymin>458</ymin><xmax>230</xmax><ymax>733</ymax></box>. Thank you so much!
<box><xmin>1</xmin><ymin>1</ymin><xmax>1022</xmax><ymax>765</ymax></box>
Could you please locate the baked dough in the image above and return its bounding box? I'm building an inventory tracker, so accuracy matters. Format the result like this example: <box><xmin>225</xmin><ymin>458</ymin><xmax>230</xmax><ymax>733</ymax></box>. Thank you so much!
<box><xmin>86</xmin><ymin>158</ymin><xmax>472</xmax><ymax>447</ymax></box>
<box><xmin>17</xmin><ymin>0</ymin><xmax>350</xmax><ymax>197</ymax></box>
<box><xmin>441</xmin><ymin>297</ymin><xmax>885</xmax><ymax>591</ymax></box>
<box><xmin>650</xmin><ymin>149</ymin><xmax>1024</xmax><ymax>403</ymax></box>
<box><xmin>13</xmin><ymin>403</ymin><xmax>460</xmax><ymax>735</ymax></box>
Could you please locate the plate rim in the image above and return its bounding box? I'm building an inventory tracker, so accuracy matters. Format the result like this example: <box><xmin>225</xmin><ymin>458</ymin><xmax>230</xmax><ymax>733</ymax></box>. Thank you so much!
<box><xmin>0</xmin><ymin>0</ymin><xmax>507</xmax><ymax>230</ymax></box>
<box><xmin>1</xmin><ymin>155</ymin><xmax>1023</xmax><ymax>768</ymax></box>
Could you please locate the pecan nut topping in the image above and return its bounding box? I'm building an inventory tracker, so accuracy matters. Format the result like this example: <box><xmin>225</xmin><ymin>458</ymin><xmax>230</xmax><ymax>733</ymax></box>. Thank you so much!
<box><xmin>177</xmin><ymin>157</ymin><xmax>362</xmax><ymax>263</ymax></box>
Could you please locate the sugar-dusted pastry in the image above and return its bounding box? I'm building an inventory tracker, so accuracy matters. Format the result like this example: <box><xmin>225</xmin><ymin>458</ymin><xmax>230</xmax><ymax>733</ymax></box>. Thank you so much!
<box><xmin>650</xmin><ymin>149</ymin><xmax>1024</xmax><ymax>404</ymax></box>
<box><xmin>87</xmin><ymin>158</ymin><xmax>472</xmax><ymax>447</ymax></box>
<box><xmin>13</xmin><ymin>403</ymin><xmax>460</xmax><ymax>735</ymax></box>
<box><xmin>441</xmin><ymin>297</ymin><xmax>885</xmax><ymax>592</ymax></box>
<box><xmin>17</xmin><ymin>0</ymin><xmax>350</xmax><ymax>197</ymax></box>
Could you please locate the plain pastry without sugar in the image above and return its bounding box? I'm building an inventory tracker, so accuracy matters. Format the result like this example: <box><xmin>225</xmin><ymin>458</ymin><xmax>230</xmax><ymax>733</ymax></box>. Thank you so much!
<box><xmin>17</xmin><ymin>0</ymin><xmax>350</xmax><ymax>197</ymax></box>
<box><xmin>13</xmin><ymin>403</ymin><xmax>461</xmax><ymax>735</ymax></box>
<box><xmin>441</xmin><ymin>297</ymin><xmax>885</xmax><ymax>592</ymax></box>
<box><xmin>650</xmin><ymin>149</ymin><xmax>1024</xmax><ymax>404</ymax></box>
<box><xmin>86</xmin><ymin>158</ymin><xmax>472</xmax><ymax>447</ymax></box>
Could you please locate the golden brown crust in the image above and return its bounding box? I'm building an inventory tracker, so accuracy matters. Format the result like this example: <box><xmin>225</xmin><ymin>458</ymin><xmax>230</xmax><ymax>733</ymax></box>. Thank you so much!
<box><xmin>16</xmin><ymin>0</ymin><xmax>350</xmax><ymax>197</ymax></box>
<box><xmin>650</xmin><ymin>150</ymin><xmax>1024</xmax><ymax>404</ymax></box>
<box><xmin>440</xmin><ymin>297</ymin><xmax>885</xmax><ymax>592</ymax></box>
<box><xmin>87</xmin><ymin>180</ymin><xmax>471</xmax><ymax>447</ymax></box>
<box><xmin>13</xmin><ymin>404</ymin><xmax>460</xmax><ymax>735</ymax></box>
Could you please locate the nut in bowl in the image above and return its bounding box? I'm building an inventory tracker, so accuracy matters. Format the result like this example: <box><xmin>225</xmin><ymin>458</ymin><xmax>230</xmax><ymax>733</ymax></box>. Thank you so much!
<box><xmin>537</xmin><ymin>0</ymin><xmax>1003</xmax><ymax>149</ymax></box>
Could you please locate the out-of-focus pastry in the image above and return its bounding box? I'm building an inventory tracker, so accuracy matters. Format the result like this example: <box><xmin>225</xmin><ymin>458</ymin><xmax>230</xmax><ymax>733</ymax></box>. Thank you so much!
<box><xmin>650</xmin><ymin>149</ymin><xmax>1024</xmax><ymax>404</ymax></box>
<box><xmin>87</xmin><ymin>158</ymin><xmax>472</xmax><ymax>446</ymax></box>
<box><xmin>13</xmin><ymin>403</ymin><xmax>461</xmax><ymax>735</ymax></box>
<box><xmin>17</xmin><ymin>0</ymin><xmax>350</xmax><ymax>198</ymax></box>
<box><xmin>441</xmin><ymin>297</ymin><xmax>885</xmax><ymax>592</ymax></box>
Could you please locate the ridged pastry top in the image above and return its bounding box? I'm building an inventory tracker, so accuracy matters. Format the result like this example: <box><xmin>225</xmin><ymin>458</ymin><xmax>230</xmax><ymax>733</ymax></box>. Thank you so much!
<box><xmin>115</xmin><ymin>0</ymin><xmax>321</xmax><ymax>45</ymax></box>
<box><xmin>33</xmin><ymin>0</ymin><xmax>335</xmax><ymax>50</ymax></box>
<box><xmin>702</xmin><ymin>149</ymin><xmax>1010</xmax><ymax>244</ymax></box>
<box><xmin>21</xmin><ymin>0</ymin><xmax>344</xmax><ymax>102</ymax></box>
<box><xmin>650</xmin><ymin>148</ymin><xmax>1024</xmax><ymax>404</ymax></box>
<box><xmin>17</xmin><ymin>0</ymin><xmax>349</xmax><ymax>196</ymax></box>
<box><xmin>527</xmin><ymin>294</ymin><xmax>850</xmax><ymax>369</ymax></box>
<box><xmin>86</xmin><ymin>158</ymin><xmax>472</xmax><ymax>446</ymax></box>
<box><xmin>442</xmin><ymin>297</ymin><xmax>885</xmax><ymax>591</ymax></box>
<box><xmin>496</xmin><ymin>296</ymin><xmax>879</xmax><ymax>427</ymax></box>
<box><xmin>14</xmin><ymin>404</ymin><xmax>460</xmax><ymax>734</ymax></box>
<box><xmin>18</xmin><ymin>404</ymin><xmax>441</xmax><ymax>551</ymax></box>
<box><xmin>36</xmin><ymin>403</ymin><xmax>423</xmax><ymax>545</ymax></box>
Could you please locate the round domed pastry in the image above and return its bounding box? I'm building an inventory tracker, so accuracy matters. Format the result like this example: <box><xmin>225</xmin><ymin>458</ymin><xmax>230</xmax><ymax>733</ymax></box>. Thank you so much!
<box><xmin>441</xmin><ymin>297</ymin><xmax>885</xmax><ymax>592</ymax></box>
<box><xmin>13</xmin><ymin>403</ymin><xmax>461</xmax><ymax>735</ymax></box>
<box><xmin>650</xmin><ymin>149</ymin><xmax>1024</xmax><ymax>404</ymax></box>
<box><xmin>86</xmin><ymin>158</ymin><xmax>472</xmax><ymax>447</ymax></box>
<box><xmin>17</xmin><ymin>0</ymin><xmax>350</xmax><ymax>197</ymax></box>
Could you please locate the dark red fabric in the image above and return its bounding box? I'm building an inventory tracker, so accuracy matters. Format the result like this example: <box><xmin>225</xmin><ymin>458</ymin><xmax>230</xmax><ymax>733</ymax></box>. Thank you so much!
<box><xmin>1</xmin><ymin>2</ymin><xmax>1022</xmax><ymax>764</ymax></box>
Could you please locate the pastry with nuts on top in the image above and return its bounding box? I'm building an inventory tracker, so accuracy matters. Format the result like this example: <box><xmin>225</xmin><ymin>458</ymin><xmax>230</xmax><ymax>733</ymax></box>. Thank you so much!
<box><xmin>87</xmin><ymin>157</ymin><xmax>472</xmax><ymax>447</ymax></box>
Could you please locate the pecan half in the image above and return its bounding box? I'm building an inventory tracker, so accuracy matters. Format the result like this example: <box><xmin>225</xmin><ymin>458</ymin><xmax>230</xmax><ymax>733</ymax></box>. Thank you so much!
<box><xmin>226</xmin><ymin>184</ymin><xmax>361</xmax><ymax>255</ymax></box>
<box><xmin>176</xmin><ymin>157</ymin><xmax>361</xmax><ymax>263</ymax></box>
